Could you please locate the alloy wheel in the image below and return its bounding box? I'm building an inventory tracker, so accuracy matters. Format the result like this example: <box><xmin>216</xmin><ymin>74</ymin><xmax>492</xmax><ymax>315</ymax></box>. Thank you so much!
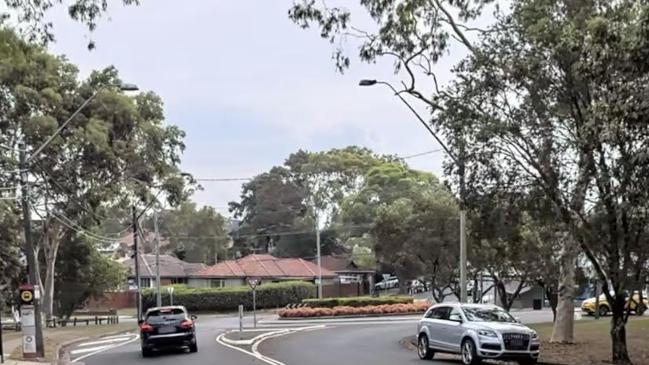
<box><xmin>462</xmin><ymin>341</ymin><xmax>473</xmax><ymax>364</ymax></box>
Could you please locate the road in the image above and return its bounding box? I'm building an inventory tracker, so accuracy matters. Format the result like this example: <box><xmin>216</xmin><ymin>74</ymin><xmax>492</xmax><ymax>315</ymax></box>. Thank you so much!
<box><xmin>72</xmin><ymin>315</ymin><xmax>266</xmax><ymax>365</ymax></box>
<box><xmin>75</xmin><ymin>309</ymin><xmax>565</xmax><ymax>365</ymax></box>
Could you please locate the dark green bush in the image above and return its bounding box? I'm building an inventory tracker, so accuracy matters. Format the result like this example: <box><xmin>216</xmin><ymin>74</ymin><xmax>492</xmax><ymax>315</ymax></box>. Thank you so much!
<box><xmin>142</xmin><ymin>281</ymin><xmax>315</xmax><ymax>312</ymax></box>
<box><xmin>302</xmin><ymin>295</ymin><xmax>413</xmax><ymax>308</ymax></box>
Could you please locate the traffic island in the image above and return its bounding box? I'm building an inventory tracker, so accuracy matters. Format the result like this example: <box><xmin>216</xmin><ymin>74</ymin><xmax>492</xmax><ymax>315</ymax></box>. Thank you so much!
<box><xmin>221</xmin><ymin>329</ymin><xmax>287</xmax><ymax>346</ymax></box>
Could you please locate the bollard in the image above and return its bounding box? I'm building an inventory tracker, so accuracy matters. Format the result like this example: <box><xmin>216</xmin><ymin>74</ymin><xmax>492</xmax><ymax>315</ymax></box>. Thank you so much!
<box><xmin>238</xmin><ymin>305</ymin><xmax>244</xmax><ymax>340</ymax></box>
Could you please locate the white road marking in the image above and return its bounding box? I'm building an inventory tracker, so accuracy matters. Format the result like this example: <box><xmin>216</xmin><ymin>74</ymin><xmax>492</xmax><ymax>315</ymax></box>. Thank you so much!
<box><xmin>71</xmin><ymin>334</ymin><xmax>139</xmax><ymax>363</ymax></box>
<box><xmin>75</xmin><ymin>336</ymin><xmax>133</xmax><ymax>347</ymax></box>
<box><xmin>215</xmin><ymin>325</ymin><xmax>326</xmax><ymax>365</ymax></box>
<box><xmin>100</xmin><ymin>333</ymin><xmax>136</xmax><ymax>340</ymax></box>
<box><xmin>71</xmin><ymin>345</ymin><xmax>113</xmax><ymax>355</ymax></box>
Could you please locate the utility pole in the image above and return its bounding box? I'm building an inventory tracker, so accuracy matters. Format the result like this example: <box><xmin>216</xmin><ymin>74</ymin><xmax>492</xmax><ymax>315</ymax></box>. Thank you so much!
<box><xmin>154</xmin><ymin>210</ymin><xmax>161</xmax><ymax>308</ymax></box>
<box><xmin>18</xmin><ymin>143</ymin><xmax>44</xmax><ymax>358</ymax></box>
<box><xmin>315</xmin><ymin>212</ymin><xmax>323</xmax><ymax>299</ymax></box>
<box><xmin>359</xmin><ymin>79</ymin><xmax>469</xmax><ymax>304</ymax></box>
<box><xmin>133</xmin><ymin>206</ymin><xmax>142</xmax><ymax>320</ymax></box>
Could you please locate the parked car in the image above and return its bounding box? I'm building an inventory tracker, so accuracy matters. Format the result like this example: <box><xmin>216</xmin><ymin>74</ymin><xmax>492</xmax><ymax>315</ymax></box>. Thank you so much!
<box><xmin>580</xmin><ymin>291</ymin><xmax>648</xmax><ymax>316</ymax></box>
<box><xmin>139</xmin><ymin>306</ymin><xmax>198</xmax><ymax>357</ymax></box>
<box><xmin>375</xmin><ymin>276</ymin><xmax>399</xmax><ymax>290</ymax></box>
<box><xmin>416</xmin><ymin>303</ymin><xmax>539</xmax><ymax>365</ymax></box>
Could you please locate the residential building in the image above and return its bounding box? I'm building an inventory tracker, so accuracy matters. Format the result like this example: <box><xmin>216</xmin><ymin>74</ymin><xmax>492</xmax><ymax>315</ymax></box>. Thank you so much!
<box><xmin>122</xmin><ymin>254</ymin><xmax>207</xmax><ymax>289</ymax></box>
<box><xmin>190</xmin><ymin>254</ymin><xmax>337</xmax><ymax>288</ymax></box>
<box><xmin>315</xmin><ymin>255</ymin><xmax>376</xmax><ymax>297</ymax></box>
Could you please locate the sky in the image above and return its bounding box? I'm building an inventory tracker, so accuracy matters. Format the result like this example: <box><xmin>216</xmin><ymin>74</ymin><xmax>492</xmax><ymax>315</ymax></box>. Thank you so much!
<box><xmin>45</xmin><ymin>1</ymin><xmax>473</xmax><ymax>216</ymax></box>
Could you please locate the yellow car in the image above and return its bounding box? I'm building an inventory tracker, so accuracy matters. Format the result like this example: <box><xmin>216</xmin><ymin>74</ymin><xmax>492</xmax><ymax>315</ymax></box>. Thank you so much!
<box><xmin>581</xmin><ymin>291</ymin><xmax>648</xmax><ymax>316</ymax></box>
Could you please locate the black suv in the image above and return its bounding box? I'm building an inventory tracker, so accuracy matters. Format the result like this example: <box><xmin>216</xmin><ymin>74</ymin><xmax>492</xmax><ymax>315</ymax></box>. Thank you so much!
<box><xmin>139</xmin><ymin>306</ymin><xmax>198</xmax><ymax>357</ymax></box>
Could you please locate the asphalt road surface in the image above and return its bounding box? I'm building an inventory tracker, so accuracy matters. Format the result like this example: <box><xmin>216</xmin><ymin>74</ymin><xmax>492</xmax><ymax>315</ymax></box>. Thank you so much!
<box><xmin>74</xmin><ymin>315</ymin><xmax>264</xmax><ymax>365</ymax></box>
<box><xmin>75</xmin><ymin>309</ymin><xmax>565</xmax><ymax>365</ymax></box>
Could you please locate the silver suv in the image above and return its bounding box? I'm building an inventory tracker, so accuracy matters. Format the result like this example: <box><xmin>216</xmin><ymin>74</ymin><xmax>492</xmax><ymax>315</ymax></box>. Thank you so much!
<box><xmin>416</xmin><ymin>303</ymin><xmax>539</xmax><ymax>365</ymax></box>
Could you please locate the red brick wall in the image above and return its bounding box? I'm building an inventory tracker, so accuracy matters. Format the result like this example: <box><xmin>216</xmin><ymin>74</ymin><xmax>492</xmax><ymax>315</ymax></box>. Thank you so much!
<box><xmin>322</xmin><ymin>282</ymin><xmax>368</xmax><ymax>298</ymax></box>
<box><xmin>85</xmin><ymin>291</ymin><xmax>136</xmax><ymax>310</ymax></box>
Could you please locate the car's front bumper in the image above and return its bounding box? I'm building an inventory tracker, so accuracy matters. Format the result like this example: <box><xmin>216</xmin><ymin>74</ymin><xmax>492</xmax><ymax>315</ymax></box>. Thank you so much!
<box><xmin>141</xmin><ymin>332</ymin><xmax>195</xmax><ymax>349</ymax></box>
<box><xmin>478</xmin><ymin>339</ymin><xmax>540</xmax><ymax>360</ymax></box>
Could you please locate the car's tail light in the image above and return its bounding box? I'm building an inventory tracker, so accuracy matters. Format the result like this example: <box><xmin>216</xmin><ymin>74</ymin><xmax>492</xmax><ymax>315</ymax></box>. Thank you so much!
<box><xmin>180</xmin><ymin>319</ymin><xmax>193</xmax><ymax>329</ymax></box>
<box><xmin>140</xmin><ymin>322</ymin><xmax>154</xmax><ymax>332</ymax></box>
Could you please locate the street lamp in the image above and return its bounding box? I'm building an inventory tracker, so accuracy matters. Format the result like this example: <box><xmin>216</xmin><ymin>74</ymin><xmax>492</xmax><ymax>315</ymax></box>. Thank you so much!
<box><xmin>359</xmin><ymin>78</ymin><xmax>468</xmax><ymax>303</ymax></box>
<box><xmin>18</xmin><ymin>82</ymin><xmax>139</xmax><ymax>357</ymax></box>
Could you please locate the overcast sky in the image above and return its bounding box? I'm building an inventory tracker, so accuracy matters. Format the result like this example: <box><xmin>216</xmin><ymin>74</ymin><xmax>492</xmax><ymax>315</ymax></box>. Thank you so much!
<box><xmin>46</xmin><ymin>1</ymin><xmax>476</xmax><ymax>216</ymax></box>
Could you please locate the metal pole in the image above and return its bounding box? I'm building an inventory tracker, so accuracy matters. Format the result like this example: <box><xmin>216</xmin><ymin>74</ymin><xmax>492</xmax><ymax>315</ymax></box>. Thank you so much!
<box><xmin>154</xmin><ymin>211</ymin><xmax>161</xmax><ymax>307</ymax></box>
<box><xmin>315</xmin><ymin>213</ymin><xmax>323</xmax><ymax>299</ymax></box>
<box><xmin>252</xmin><ymin>288</ymin><xmax>257</xmax><ymax>328</ymax></box>
<box><xmin>18</xmin><ymin>144</ymin><xmax>44</xmax><ymax>358</ymax></box>
<box><xmin>460</xmin><ymin>210</ymin><xmax>467</xmax><ymax>303</ymax></box>
<box><xmin>1</xmin><ymin>298</ymin><xmax>4</xmax><ymax>364</ymax></box>
<box><xmin>132</xmin><ymin>206</ymin><xmax>142</xmax><ymax>321</ymax></box>
<box><xmin>170</xmin><ymin>292</ymin><xmax>173</xmax><ymax>306</ymax></box>
<box><xmin>238</xmin><ymin>305</ymin><xmax>243</xmax><ymax>335</ymax></box>
<box><xmin>595</xmin><ymin>279</ymin><xmax>600</xmax><ymax>320</ymax></box>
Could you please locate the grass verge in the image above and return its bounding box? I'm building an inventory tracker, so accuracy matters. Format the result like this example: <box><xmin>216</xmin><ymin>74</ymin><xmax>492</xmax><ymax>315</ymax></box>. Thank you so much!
<box><xmin>8</xmin><ymin>322</ymin><xmax>136</xmax><ymax>362</ymax></box>
<box><xmin>529</xmin><ymin>316</ymin><xmax>649</xmax><ymax>365</ymax></box>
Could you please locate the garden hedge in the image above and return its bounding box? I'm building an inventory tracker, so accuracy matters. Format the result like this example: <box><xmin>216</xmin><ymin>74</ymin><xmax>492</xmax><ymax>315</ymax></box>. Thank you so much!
<box><xmin>302</xmin><ymin>295</ymin><xmax>414</xmax><ymax>308</ymax></box>
<box><xmin>142</xmin><ymin>281</ymin><xmax>316</xmax><ymax>312</ymax></box>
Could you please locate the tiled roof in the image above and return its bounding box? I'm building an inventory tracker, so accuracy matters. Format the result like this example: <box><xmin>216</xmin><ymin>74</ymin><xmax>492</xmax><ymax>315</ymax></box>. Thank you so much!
<box><xmin>194</xmin><ymin>254</ymin><xmax>337</xmax><ymax>278</ymax></box>
<box><xmin>123</xmin><ymin>254</ymin><xmax>207</xmax><ymax>278</ymax></box>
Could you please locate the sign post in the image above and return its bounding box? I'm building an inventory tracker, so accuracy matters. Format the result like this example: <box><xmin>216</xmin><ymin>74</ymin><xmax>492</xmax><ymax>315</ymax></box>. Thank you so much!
<box><xmin>167</xmin><ymin>286</ymin><xmax>175</xmax><ymax>306</ymax></box>
<box><xmin>19</xmin><ymin>285</ymin><xmax>37</xmax><ymax>359</ymax></box>
<box><xmin>247</xmin><ymin>278</ymin><xmax>259</xmax><ymax>328</ymax></box>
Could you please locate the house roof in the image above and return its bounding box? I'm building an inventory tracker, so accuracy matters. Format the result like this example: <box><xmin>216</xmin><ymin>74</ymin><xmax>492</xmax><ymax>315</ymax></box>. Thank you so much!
<box><xmin>316</xmin><ymin>255</ymin><xmax>375</xmax><ymax>273</ymax></box>
<box><xmin>123</xmin><ymin>254</ymin><xmax>206</xmax><ymax>278</ymax></box>
<box><xmin>194</xmin><ymin>254</ymin><xmax>337</xmax><ymax>279</ymax></box>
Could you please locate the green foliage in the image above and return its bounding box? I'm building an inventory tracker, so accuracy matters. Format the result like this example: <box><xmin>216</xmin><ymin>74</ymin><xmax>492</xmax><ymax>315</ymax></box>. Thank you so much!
<box><xmin>141</xmin><ymin>281</ymin><xmax>316</xmax><ymax>312</ymax></box>
<box><xmin>54</xmin><ymin>238</ymin><xmax>126</xmax><ymax>318</ymax></box>
<box><xmin>142</xmin><ymin>201</ymin><xmax>229</xmax><ymax>265</ymax></box>
<box><xmin>340</xmin><ymin>161</ymin><xmax>460</xmax><ymax>300</ymax></box>
<box><xmin>1</xmin><ymin>0</ymin><xmax>140</xmax><ymax>47</ymax></box>
<box><xmin>302</xmin><ymin>296</ymin><xmax>413</xmax><ymax>308</ymax></box>
<box><xmin>230</xmin><ymin>146</ymin><xmax>396</xmax><ymax>258</ymax></box>
<box><xmin>0</xmin><ymin>202</ymin><xmax>22</xmax><ymax>303</ymax></box>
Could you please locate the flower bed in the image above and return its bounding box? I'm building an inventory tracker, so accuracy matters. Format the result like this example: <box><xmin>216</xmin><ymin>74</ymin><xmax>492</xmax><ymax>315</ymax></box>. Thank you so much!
<box><xmin>278</xmin><ymin>301</ymin><xmax>430</xmax><ymax>318</ymax></box>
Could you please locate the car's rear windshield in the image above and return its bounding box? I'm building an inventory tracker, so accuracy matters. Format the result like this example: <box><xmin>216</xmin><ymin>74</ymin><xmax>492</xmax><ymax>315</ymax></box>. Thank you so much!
<box><xmin>146</xmin><ymin>308</ymin><xmax>186</xmax><ymax>323</ymax></box>
<box><xmin>462</xmin><ymin>307</ymin><xmax>516</xmax><ymax>323</ymax></box>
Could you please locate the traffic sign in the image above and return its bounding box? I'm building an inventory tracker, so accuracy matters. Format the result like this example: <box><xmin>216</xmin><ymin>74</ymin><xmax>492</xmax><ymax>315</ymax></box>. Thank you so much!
<box><xmin>247</xmin><ymin>278</ymin><xmax>260</xmax><ymax>290</ymax></box>
<box><xmin>19</xmin><ymin>285</ymin><xmax>34</xmax><ymax>305</ymax></box>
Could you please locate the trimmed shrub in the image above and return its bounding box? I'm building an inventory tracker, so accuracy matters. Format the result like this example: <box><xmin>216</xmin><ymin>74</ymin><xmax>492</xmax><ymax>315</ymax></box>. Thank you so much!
<box><xmin>278</xmin><ymin>301</ymin><xmax>431</xmax><ymax>318</ymax></box>
<box><xmin>302</xmin><ymin>295</ymin><xmax>414</xmax><ymax>308</ymax></box>
<box><xmin>142</xmin><ymin>281</ymin><xmax>315</xmax><ymax>312</ymax></box>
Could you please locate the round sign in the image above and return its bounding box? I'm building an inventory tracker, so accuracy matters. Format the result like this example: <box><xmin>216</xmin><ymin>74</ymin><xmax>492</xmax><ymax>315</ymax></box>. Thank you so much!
<box><xmin>21</xmin><ymin>290</ymin><xmax>33</xmax><ymax>303</ymax></box>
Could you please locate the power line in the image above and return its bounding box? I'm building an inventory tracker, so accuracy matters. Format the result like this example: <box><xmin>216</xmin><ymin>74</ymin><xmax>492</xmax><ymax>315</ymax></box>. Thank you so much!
<box><xmin>191</xmin><ymin>148</ymin><xmax>443</xmax><ymax>182</ymax></box>
<box><xmin>402</xmin><ymin>149</ymin><xmax>443</xmax><ymax>159</ymax></box>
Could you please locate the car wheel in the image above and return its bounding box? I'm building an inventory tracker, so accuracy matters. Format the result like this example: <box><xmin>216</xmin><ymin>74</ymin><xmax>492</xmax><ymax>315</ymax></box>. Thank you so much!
<box><xmin>189</xmin><ymin>341</ymin><xmax>198</xmax><ymax>353</ymax></box>
<box><xmin>142</xmin><ymin>347</ymin><xmax>153</xmax><ymax>357</ymax></box>
<box><xmin>636</xmin><ymin>304</ymin><xmax>647</xmax><ymax>316</ymax></box>
<box><xmin>518</xmin><ymin>358</ymin><xmax>538</xmax><ymax>365</ymax></box>
<box><xmin>599</xmin><ymin>305</ymin><xmax>609</xmax><ymax>317</ymax></box>
<box><xmin>461</xmin><ymin>338</ymin><xmax>481</xmax><ymax>365</ymax></box>
<box><xmin>417</xmin><ymin>334</ymin><xmax>434</xmax><ymax>360</ymax></box>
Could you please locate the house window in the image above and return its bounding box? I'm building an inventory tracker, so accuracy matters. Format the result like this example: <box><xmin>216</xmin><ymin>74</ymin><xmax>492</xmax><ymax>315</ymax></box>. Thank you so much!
<box><xmin>210</xmin><ymin>279</ymin><xmax>224</xmax><ymax>288</ymax></box>
<box><xmin>172</xmin><ymin>278</ymin><xmax>187</xmax><ymax>285</ymax></box>
<box><xmin>140</xmin><ymin>278</ymin><xmax>152</xmax><ymax>288</ymax></box>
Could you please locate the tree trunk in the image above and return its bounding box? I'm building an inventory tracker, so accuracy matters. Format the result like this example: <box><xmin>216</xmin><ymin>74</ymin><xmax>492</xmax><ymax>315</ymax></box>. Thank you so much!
<box><xmin>610</xmin><ymin>295</ymin><xmax>632</xmax><ymax>364</ymax></box>
<box><xmin>544</xmin><ymin>285</ymin><xmax>558</xmax><ymax>321</ymax></box>
<box><xmin>550</xmin><ymin>238</ymin><xmax>577</xmax><ymax>343</ymax></box>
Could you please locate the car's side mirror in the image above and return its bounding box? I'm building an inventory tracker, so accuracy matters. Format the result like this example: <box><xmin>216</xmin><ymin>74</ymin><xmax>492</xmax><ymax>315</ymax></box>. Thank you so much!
<box><xmin>449</xmin><ymin>314</ymin><xmax>463</xmax><ymax>323</ymax></box>
<box><xmin>191</xmin><ymin>315</ymin><xmax>198</xmax><ymax>320</ymax></box>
